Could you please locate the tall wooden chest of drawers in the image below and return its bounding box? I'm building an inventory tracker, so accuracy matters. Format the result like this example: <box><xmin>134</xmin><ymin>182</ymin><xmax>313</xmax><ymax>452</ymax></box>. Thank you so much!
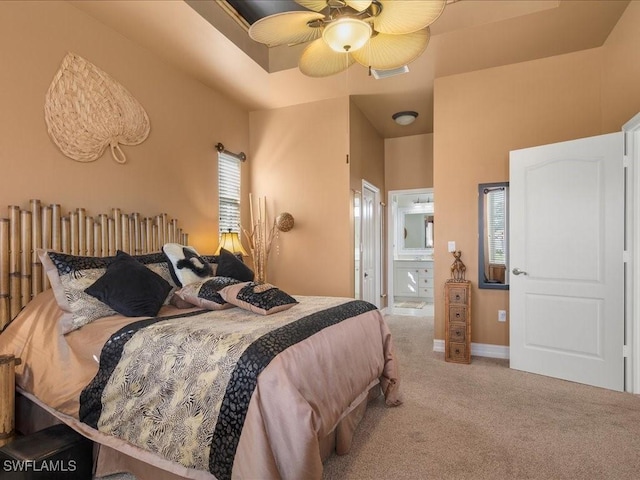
<box><xmin>444</xmin><ymin>281</ymin><xmax>471</xmax><ymax>363</ymax></box>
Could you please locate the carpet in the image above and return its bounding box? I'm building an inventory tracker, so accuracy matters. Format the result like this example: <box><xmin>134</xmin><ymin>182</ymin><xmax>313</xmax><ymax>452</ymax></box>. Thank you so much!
<box><xmin>322</xmin><ymin>313</ymin><xmax>640</xmax><ymax>480</ymax></box>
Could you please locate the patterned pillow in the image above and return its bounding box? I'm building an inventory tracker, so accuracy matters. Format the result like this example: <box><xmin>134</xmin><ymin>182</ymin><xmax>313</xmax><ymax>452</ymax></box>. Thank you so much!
<box><xmin>162</xmin><ymin>243</ymin><xmax>214</xmax><ymax>287</ymax></box>
<box><xmin>85</xmin><ymin>251</ymin><xmax>173</xmax><ymax>317</ymax></box>
<box><xmin>175</xmin><ymin>277</ymin><xmax>241</xmax><ymax>310</ymax></box>
<box><xmin>38</xmin><ymin>249</ymin><xmax>176</xmax><ymax>333</ymax></box>
<box><xmin>127</xmin><ymin>252</ymin><xmax>176</xmax><ymax>287</ymax></box>
<box><xmin>219</xmin><ymin>281</ymin><xmax>298</xmax><ymax>315</ymax></box>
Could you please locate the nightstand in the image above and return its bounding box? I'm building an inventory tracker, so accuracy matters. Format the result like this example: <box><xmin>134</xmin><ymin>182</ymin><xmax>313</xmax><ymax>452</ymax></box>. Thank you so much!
<box><xmin>0</xmin><ymin>423</ymin><xmax>93</xmax><ymax>479</ymax></box>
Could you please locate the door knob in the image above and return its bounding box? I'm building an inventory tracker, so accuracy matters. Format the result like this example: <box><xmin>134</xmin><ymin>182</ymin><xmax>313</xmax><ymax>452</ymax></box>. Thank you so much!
<box><xmin>512</xmin><ymin>268</ymin><xmax>528</xmax><ymax>276</ymax></box>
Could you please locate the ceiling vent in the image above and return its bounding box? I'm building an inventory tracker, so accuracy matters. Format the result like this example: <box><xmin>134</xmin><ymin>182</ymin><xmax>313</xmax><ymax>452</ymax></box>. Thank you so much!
<box><xmin>371</xmin><ymin>65</ymin><xmax>410</xmax><ymax>80</ymax></box>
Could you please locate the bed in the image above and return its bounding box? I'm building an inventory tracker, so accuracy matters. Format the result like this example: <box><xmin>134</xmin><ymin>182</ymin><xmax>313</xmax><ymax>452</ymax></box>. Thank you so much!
<box><xmin>0</xmin><ymin>200</ymin><xmax>402</xmax><ymax>480</ymax></box>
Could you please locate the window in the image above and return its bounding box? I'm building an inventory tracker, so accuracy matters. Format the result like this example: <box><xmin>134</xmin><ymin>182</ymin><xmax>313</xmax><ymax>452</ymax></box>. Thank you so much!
<box><xmin>487</xmin><ymin>188</ymin><xmax>506</xmax><ymax>265</ymax></box>
<box><xmin>218</xmin><ymin>152</ymin><xmax>241</xmax><ymax>234</ymax></box>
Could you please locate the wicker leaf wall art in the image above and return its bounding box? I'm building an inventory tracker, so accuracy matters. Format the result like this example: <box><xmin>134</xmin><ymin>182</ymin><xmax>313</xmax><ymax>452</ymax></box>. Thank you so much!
<box><xmin>44</xmin><ymin>53</ymin><xmax>150</xmax><ymax>164</ymax></box>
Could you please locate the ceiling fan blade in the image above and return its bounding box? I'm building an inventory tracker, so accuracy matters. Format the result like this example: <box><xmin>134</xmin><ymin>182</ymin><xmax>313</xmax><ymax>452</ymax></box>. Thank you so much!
<box><xmin>296</xmin><ymin>0</ymin><xmax>371</xmax><ymax>12</ymax></box>
<box><xmin>345</xmin><ymin>0</ymin><xmax>372</xmax><ymax>12</ymax></box>
<box><xmin>299</xmin><ymin>38</ymin><xmax>355</xmax><ymax>77</ymax></box>
<box><xmin>374</xmin><ymin>0</ymin><xmax>446</xmax><ymax>34</ymax></box>
<box><xmin>295</xmin><ymin>0</ymin><xmax>329</xmax><ymax>12</ymax></box>
<box><xmin>351</xmin><ymin>28</ymin><xmax>430</xmax><ymax>70</ymax></box>
<box><xmin>249</xmin><ymin>11</ymin><xmax>325</xmax><ymax>46</ymax></box>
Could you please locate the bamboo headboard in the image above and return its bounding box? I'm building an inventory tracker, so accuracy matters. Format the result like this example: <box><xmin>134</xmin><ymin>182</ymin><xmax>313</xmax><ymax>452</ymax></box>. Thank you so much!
<box><xmin>0</xmin><ymin>199</ymin><xmax>188</xmax><ymax>330</ymax></box>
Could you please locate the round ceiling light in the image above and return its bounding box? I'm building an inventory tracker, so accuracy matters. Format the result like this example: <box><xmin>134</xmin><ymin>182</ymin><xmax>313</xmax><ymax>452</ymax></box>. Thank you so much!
<box><xmin>322</xmin><ymin>18</ymin><xmax>372</xmax><ymax>53</ymax></box>
<box><xmin>392</xmin><ymin>111</ymin><xmax>419</xmax><ymax>126</ymax></box>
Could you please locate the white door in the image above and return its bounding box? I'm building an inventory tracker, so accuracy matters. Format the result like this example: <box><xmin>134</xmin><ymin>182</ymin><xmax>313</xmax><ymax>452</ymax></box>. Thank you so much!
<box><xmin>361</xmin><ymin>182</ymin><xmax>380</xmax><ymax>307</ymax></box>
<box><xmin>509</xmin><ymin>132</ymin><xmax>625</xmax><ymax>391</ymax></box>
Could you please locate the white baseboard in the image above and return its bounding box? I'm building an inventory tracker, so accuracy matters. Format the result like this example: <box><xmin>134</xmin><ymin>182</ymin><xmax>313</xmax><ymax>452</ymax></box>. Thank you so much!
<box><xmin>433</xmin><ymin>339</ymin><xmax>510</xmax><ymax>360</ymax></box>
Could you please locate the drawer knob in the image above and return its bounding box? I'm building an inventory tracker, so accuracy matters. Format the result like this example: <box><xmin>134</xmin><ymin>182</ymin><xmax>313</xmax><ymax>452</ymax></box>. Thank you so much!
<box><xmin>456</xmin><ymin>313</ymin><xmax>461</xmax><ymax>318</ymax></box>
<box><xmin>455</xmin><ymin>349</ymin><xmax>460</xmax><ymax>354</ymax></box>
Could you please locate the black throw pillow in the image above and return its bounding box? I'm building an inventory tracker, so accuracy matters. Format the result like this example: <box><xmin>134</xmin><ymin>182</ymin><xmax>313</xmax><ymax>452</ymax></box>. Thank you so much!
<box><xmin>85</xmin><ymin>250</ymin><xmax>173</xmax><ymax>317</ymax></box>
<box><xmin>215</xmin><ymin>248</ymin><xmax>255</xmax><ymax>282</ymax></box>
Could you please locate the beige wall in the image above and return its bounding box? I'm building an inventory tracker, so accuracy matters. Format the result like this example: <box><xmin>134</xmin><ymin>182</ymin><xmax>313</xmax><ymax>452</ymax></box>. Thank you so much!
<box><xmin>4</xmin><ymin>0</ymin><xmax>639</xmax><ymax>325</ymax></box>
<box><xmin>384</xmin><ymin>134</ymin><xmax>434</xmax><ymax>192</ymax></box>
<box><xmin>0</xmin><ymin>1</ymin><xmax>249</xmax><ymax>253</ymax></box>
<box><xmin>433</xmin><ymin>2</ymin><xmax>640</xmax><ymax>346</ymax></box>
<box><xmin>349</xmin><ymin>100</ymin><xmax>385</xmax><ymax>192</ymax></box>
<box><xmin>602</xmin><ymin>1</ymin><xmax>640</xmax><ymax>132</ymax></box>
<box><xmin>434</xmin><ymin>50</ymin><xmax>604</xmax><ymax>345</ymax></box>
<box><xmin>349</xmin><ymin>100</ymin><xmax>385</xmax><ymax>303</ymax></box>
<box><xmin>0</xmin><ymin>1</ymin><xmax>384</xmax><ymax>301</ymax></box>
<box><xmin>249</xmin><ymin>97</ymin><xmax>352</xmax><ymax>297</ymax></box>
<box><xmin>249</xmin><ymin>98</ymin><xmax>385</xmax><ymax>299</ymax></box>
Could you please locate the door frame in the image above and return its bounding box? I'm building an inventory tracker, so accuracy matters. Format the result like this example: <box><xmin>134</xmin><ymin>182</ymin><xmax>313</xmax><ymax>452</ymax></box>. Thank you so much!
<box><xmin>361</xmin><ymin>180</ymin><xmax>382</xmax><ymax>308</ymax></box>
<box><xmin>387</xmin><ymin>187</ymin><xmax>433</xmax><ymax>313</ymax></box>
<box><xmin>623</xmin><ymin>113</ymin><xmax>640</xmax><ymax>393</ymax></box>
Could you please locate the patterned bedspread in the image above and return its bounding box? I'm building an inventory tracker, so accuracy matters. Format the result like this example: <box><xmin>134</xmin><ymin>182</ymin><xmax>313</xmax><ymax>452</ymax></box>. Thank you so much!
<box><xmin>79</xmin><ymin>297</ymin><xmax>378</xmax><ymax>480</ymax></box>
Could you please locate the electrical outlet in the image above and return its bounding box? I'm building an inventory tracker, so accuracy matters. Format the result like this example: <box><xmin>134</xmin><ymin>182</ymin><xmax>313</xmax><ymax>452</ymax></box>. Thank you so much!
<box><xmin>448</xmin><ymin>241</ymin><xmax>456</xmax><ymax>252</ymax></box>
<box><xmin>498</xmin><ymin>310</ymin><xmax>507</xmax><ymax>322</ymax></box>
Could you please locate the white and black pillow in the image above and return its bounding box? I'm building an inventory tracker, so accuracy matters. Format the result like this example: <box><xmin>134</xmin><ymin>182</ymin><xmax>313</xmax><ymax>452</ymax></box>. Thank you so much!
<box><xmin>162</xmin><ymin>243</ymin><xmax>214</xmax><ymax>287</ymax></box>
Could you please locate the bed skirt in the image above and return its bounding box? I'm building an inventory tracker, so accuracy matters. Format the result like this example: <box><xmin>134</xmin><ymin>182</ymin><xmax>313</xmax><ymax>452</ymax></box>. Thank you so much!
<box><xmin>16</xmin><ymin>386</ymin><xmax>379</xmax><ymax>479</ymax></box>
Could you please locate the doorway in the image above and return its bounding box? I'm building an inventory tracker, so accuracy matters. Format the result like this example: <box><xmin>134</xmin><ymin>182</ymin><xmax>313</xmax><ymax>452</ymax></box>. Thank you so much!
<box><xmin>387</xmin><ymin>188</ymin><xmax>435</xmax><ymax>316</ymax></box>
<box><xmin>355</xmin><ymin>181</ymin><xmax>382</xmax><ymax>308</ymax></box>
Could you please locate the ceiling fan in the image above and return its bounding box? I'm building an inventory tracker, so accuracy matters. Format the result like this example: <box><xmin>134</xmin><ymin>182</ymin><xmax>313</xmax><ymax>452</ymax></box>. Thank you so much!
<box><xmin>248</xmin><ymin>0</ymin><xmax>447</xmax><ymax>78</ymax></box>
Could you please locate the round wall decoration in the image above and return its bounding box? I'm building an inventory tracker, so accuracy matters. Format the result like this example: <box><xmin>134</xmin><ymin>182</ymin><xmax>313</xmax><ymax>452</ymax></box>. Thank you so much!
<box><xmin>275</xmin><ymin>212</ymin><xmax>295</xmax><ymax>232</ymax></box>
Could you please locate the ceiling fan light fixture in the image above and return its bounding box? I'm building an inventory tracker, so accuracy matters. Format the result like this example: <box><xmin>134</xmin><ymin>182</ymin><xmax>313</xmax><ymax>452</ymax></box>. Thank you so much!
<box><xmin>392</xmin><ymin>111</ymin><xmax>418</xmax><ymax>126</ymax></box>
<box><xmin>322</xmin><ymin>18</ymin><xmax>372</xmax><ymax>53</ymax></box>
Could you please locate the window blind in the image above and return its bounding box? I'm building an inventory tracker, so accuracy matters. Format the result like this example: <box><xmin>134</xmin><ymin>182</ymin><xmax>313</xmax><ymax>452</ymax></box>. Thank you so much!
<box><xmin>218</xmin><ymin>152</ymin><xmax>241</xmax><ymax>234</ymax></box>
<box><xmin>487</xmin><ymin>188</ymin><xmax>506</xmax><ymax>265</ymax></box>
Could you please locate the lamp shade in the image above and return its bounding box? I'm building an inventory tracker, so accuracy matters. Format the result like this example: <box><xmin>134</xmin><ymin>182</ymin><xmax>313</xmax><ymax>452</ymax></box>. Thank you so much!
<box><xmin>322</xmin><ymin>18</ymin><xmax>372</xmax><ymax>53</ymax></box>
<box><xmin>215</xmin><ymin>230</ymin><xmax>248</xmax><ymax>256</ymax></box>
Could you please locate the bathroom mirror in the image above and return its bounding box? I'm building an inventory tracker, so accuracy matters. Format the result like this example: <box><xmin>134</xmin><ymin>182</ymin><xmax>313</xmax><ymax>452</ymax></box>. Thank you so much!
<box><xmin>397</xmin><ymin>205</ymin><xmax>434</xmax><ymax>258</ymax></box>
<box><xmin>478</xmin><ymin>182</ymin><xmax>509</xmax><ymax>289</ymax></box>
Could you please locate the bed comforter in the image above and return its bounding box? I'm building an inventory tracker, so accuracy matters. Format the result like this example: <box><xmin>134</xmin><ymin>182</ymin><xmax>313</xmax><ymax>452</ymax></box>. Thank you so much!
<box><xmin>0</xmin><ymin>290</ymin><xmax>402</xmax><ymax>480</ymax></box>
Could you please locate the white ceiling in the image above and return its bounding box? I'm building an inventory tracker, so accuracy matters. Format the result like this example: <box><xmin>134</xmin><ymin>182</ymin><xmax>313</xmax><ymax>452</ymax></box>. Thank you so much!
<box><xmin>70</xmin><ymin>0</ymin><xmax>630</xmax><ymax>138</ymax></box>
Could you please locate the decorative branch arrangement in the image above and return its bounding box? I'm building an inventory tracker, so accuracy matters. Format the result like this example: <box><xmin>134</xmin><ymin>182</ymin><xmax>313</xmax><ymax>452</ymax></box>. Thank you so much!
<box><xmin>241</xmin><ymin>195</ymin><xmax>277</xmax><ymax>283</ymax></box>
